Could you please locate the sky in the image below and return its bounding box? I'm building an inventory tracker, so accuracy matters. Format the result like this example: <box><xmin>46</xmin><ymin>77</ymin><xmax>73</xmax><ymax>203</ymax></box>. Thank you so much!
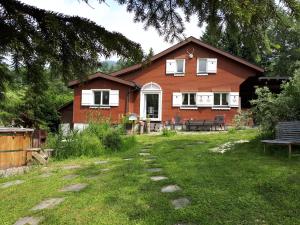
<box><xmin>20</xmin><ymin>0</ymin><xmax>205</xmax><ymax>60</ymax></box>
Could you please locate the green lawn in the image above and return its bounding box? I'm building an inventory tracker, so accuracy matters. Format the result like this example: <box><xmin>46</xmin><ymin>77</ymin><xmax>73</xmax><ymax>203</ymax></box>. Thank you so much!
<box><xmin>0</xmin><ymin>129</ymin><xmax>299</xmax><ymax>225</ymax></box>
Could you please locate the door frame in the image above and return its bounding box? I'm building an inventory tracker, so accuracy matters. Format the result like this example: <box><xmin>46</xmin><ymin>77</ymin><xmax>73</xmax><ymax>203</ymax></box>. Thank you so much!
<box><xmin>139</xmin><ymin>82</ymin><xmax>162</xmax><ymax>121</ymax></box>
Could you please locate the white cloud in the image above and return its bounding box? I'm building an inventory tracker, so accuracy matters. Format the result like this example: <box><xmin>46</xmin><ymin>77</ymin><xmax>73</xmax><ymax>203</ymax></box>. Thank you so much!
<box><xmin>20</xmin><ymin>0</ymin><xmax>205</xmax><ymax>60</ymax></box>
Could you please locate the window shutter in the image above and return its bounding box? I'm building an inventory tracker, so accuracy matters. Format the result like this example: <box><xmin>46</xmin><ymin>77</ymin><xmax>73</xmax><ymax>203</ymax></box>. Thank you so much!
<box><xmin>166</xmin><ymin>59</ymin><xmax>176</xmax><ymax>74</ymax></box>
<box><xmin>207</xmin><ymin>58</ymin><xmax>217</xmax><ymax>73</ymax></box>
<box><xmin>172</xmin><ymin>92</ymin><xmax>182</xmax><ymax>107</ymax></box>
<box><xmin>109</xmin><ymin>90</ymin><xmax>119</xmax><ymax>106</ymax></box>
<box><xmin>196</xmin><ymin>92</ymin><xmax>214</xmax><ymax>107</ymax></box>
<box><xmin>81</xmin><ymin>90</ymin><xmax>93</xmax><ymax>106</ymax></box>
<box><xmin>229</xmin><ymin>92</ymin><xmax>239</xmax><ymax>107</ymax></box>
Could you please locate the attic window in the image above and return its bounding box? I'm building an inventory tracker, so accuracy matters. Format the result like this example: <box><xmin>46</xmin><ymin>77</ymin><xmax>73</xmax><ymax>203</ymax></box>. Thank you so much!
<box><xmin>166</xmin><ymin>59</ymin><xmax>185</xmax><ymax>75</ymax></box>
<box><xmin>94</xmin><ymin>90</ymin><xmax>109</xmax><ymax>106</ymax></box>
<box><xmin>197</xmin><ymin>58</ymin><xmax>217</xmax><ymax>75</ymax></box>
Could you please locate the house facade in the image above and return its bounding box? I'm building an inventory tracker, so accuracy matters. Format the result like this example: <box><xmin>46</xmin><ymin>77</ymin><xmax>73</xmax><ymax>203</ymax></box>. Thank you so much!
<box><xmin>66</xmin><ymin>37</ymin><xmax>264</xmax><ymax>130</ymax></box>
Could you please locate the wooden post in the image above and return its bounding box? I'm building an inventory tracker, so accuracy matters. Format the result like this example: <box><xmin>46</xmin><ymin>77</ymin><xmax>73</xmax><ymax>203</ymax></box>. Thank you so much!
<box><xmin>288</xmin><ymin>144</ymin><xmax>292</xmax><ymax>159</ymax></box>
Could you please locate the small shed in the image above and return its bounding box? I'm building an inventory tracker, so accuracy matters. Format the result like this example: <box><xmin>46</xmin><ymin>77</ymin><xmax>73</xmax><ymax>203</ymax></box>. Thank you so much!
<box><xmin>0</xmin><ymin>127</ymin><xmax>34</xmax><ymax>169</ymax></box>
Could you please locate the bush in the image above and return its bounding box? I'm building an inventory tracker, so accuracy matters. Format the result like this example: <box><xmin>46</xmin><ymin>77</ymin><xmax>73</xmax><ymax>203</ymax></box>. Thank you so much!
<box><xmin>233</xmin><ymin>110</ymin><xmax>252</xmax><ymax>129</ymax></box>
<box><xmin>161</xmin><ymin>128</ymin><xmax>177</xmax><ymax>137</ymax></box>
<box><xmin>251</xmin><ymin>70</ymin><xmax>300</xmax><ymax>134</ymax></box>
<box><xmin>46</xmin><ymin>121</ymin><xmax>135</xmax><ymax>159</ymax></box>
<box><xmin>102</xmin><ymin>129</ymin><xmax>122</xmax><ymax>151</ymax></box>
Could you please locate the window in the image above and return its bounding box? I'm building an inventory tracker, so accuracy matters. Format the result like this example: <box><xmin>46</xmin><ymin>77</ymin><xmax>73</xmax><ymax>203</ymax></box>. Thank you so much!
<box><xmin>182</xmin><ymin>93</ymin><xmax>196</xmax><ymax>106</ymax></box>
<box><xmin>214</xmin><ymin>93</ymin><xmax>229</xmax><ymax>107</ymax></box>
<box><xmin>175</xmin><ymin>59</ymin><xmax>185</xmax><ymax>74</ymax></box>
<box><xmin>197</xmin><ymin>58</ymin><xmax>217</xmax><ymax>74</ymax></box>
<box><xmin>94</xmin><ymin>90</ymin><xmax>110</xmax><ymax>106</ymax></box>
<box><xmin>166</xmin><ymin>59</ymin><xmax>185</xmax><ymax>75</ymax></box>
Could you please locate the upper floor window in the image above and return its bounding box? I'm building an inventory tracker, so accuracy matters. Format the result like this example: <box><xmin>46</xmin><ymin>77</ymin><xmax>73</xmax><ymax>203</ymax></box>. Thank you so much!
<box><xmin>166</xmin><ymin>59</ymin><xmax>185</xmax><ymax>75</ymax></box>
<box><xmin>197</xmin><ymin>58</ymin><xmax>217</xmax><ymax>75</ymax></box>
<box><xmin>94</xmin><ymin>90</ymin><xmax>109</xmax><ymax>105</ymax></box>
<box><xmin>214</xmin><ymin>93</ymin><xmax>229</xmax><ymax>107</ymax></box>
<box><xmin>182</xmin><ymin>93</ymin><xmax>196</xmax><ymax>106</ymax></box>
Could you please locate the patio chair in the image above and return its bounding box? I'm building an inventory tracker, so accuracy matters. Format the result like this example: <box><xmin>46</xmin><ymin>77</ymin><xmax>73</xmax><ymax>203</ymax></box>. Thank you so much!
<box><xmin>213</xmin><ymin>115</ymin><xmax>225</xmax><ymax>130</ymax></box>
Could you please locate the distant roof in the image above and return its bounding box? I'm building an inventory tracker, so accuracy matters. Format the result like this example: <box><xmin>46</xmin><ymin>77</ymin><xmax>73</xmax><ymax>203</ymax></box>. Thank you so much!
<box><xmin>111</xmin><ymin>36</ymin><xmax>264</xmax><ymax>77</ymax></box>
<box><xmin>68</xmin><ymin>72</ymin><xmax>138</xmax><ymax>88</ymax></box>
<box><xmin>258</xmin><ymin>76</ymin><xmax>290</xmax><ymax>80</ymax></box>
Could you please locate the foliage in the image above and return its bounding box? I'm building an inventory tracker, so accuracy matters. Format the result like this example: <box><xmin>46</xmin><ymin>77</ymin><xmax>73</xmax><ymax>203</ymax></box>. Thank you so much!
<box><xmin>0</xmin><ymin>0</ymin><xmax>143</xmax><ymax>93</ymax></box>
<box><xmin>161</xmin><ymin>128</ymin><xmax>177</xmax><ymax>137</ymax></box>
<box><xmin>233</xmin><ymin>110</ymin><xmax>252</xmax><ymax>130</ymax></box>
<box><xmin>46</xmin><ymin>121</ymin><xmax>136</xmax><ymax>159</ymax></box>
<box><xmin>251</xmin><ymin>70</ymin><xmax>300</xmax><ymax>133</ymax></box>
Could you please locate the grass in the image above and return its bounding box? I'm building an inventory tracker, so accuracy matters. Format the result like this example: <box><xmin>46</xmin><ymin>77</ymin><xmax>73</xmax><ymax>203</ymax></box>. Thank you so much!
<box><xmin>0</xmin><ymin>129</ymin><xmax>299</xmax><ymax>225</ymax></box>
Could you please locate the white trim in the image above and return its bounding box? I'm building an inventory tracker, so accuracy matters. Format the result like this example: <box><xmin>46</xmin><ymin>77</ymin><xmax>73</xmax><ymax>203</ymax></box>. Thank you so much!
<box><xmin>140</xmin><ymin>82</ymin><xmax>162</xmax><ymax>121</ymax></box>
<box><xmin>180</xmin><ymin>107</ymin><xmax>198</xmax><ymax>110</ymax></box>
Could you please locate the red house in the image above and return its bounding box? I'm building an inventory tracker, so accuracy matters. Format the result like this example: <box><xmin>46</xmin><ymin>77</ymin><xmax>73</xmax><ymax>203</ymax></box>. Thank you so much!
<box><xmin>63</xmin><ymin>36</ymin><xmax>264</xmax><ymax>131</ymax></box>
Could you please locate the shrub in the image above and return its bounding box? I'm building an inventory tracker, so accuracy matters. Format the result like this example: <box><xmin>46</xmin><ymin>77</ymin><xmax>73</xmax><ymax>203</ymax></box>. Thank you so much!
<box><xmin>233</xmin><ymin>110</ymin><xmax>252</xmax><ymax>129</ymax></box>
<box><xmin>102</xmin><ymin>129</ymin><xmax>122</xmax><ymax>151</ymax></box>
<box><xmin>161</xmin><ymin>128</ymin><xmax>177</xmax><ymax>137</ymax></box>
<box><xmin>251</xmin><ymin>70</ymin><xmax>300</xmax><ymax>134</ymax></box>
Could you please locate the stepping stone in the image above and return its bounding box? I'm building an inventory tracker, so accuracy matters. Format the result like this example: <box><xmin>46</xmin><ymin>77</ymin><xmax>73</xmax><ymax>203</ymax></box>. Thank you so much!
<box><xmin>60</xmin><ymin>183</ymin><xmax>88</xmax><ymax>192</ymax></box>
<box><xmin>39</xmin><ymin>173</ymin><xmax>53</xmax><ymax>178</ymax></box>
<box><xmin>140</xmin><ymin>149</ymin><xmax>150</xmax><ymax>152</ymax></box>
<box><xmin>1</xmin><ymin>180</ymin><xmax>24</xmax><ymax>188</ymax></box>
<box><xmin>14</xmin><ymin>216</ymin><xmax>43</xmax><ymax>225</ymax></box>
<box><xmin>62</xmin><ymin>165</ymin><xmax>81</xmax><ymax>170</ymax></box>
<box><xmin>143</xmin><ymin>159</ymin><xmax>155</xmax><ymax>162</ymax></box>
<box><xmin>139</xmin><ymin>153</ymin><xmax>150</xmax><ymax>156</ymax></box>
<box><xmin>147</xmin><ymin>168</ymin><xmax>162</xmax><ymax>173</ymax></box>
<box><xmin>171</xmin><ymin>197</ymin><xmax>190</xmax><ymax>209</ymax></box>
<box><xmin>150</xmin><ymin>176</ymin><xmax>168</xmax><ymax>181</ymax></box>
<box><xmin>161</xmin><ymin>185</ymin><xmax>181</xmax><ymax>193</ymax></box>
<box><xmin>32</xmin><ymin>198</ymin><xmax>65</xmax><ymax>211</ymax></box>
<box><xmin>63</xmin><ymin>174</ymin><xmax>78</xmax><ymax>180</ymax></box>
<box><xmin>94</xmin><ymin>160</ymin><xmax>109</xmax><ymax>165</ymax></box>
<box><xmin>123</xmin><ymin>158</ymin><xmax>133</xmax><ymax>161</ymax></box>
<box><xmin>100</xmin><ymin>168</ymin><xmax>110</xmax><ymax>172</ymax></box>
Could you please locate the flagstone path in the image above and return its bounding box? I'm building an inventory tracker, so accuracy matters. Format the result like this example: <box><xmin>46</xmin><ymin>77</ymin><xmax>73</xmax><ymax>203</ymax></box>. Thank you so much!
<box><xmin>31</xmin><ymin>198</ymin><xmax>65</xmax><ymax>211</ymax></box>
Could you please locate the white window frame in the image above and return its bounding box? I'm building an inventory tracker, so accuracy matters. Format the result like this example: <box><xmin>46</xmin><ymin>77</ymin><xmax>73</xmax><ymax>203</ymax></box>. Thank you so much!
<box><xmin>181</xmin><ymin>93</ymin><xmax>197</xmax><ymax>107</ymax></box>
<box><xmin>92</xmin><ymin>89</ymin><xmax>110</xmax><ymax>107</ymax></box>
<box><xmin>197</xmin><ymin>58</ymin><xmax>217</xmax><ymax>75</ymax></box>
<box><xmin>174</xmin><ymin>59</ymin><xmax>185</xmax><ymax>76</ymax></box>
<box><xmin>213</xmin><ymin>93</ymin><xmax>230</xmax><ymax>109</ymax></box>
<box><xmin>197</xmin><ymin>58</ymin><xmax>208</xmax><ymax>75</ymax></box>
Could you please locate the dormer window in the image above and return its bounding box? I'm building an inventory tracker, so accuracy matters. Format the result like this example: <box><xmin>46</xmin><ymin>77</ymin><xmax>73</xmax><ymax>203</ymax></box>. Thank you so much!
<box><xmin>197</xmin><ymin>58</ymin><xmax>217</xmax><ymax>75</ymax></box>
<box><xmin>166</xmin><ymin>59</ymin><xmax>185</xmax><ymax>76</ymax></box>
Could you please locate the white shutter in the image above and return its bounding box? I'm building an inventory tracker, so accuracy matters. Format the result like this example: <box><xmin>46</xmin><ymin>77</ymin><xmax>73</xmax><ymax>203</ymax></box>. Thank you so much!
<box><xmin>109</xmin><ymin>90</ymin><xmax>119</xmax><ymax>106</ymax></box>
<box><xmin>207</xmin><ymin>58</ymin><xmax>217</xmax><ymax>73</ymax></box>
<box><xmin>196</xmin><ymin>92</ymin><xmax>214</xmax><ymax>107</ymax></box>
<box><xmin>229</xmin><ymin>92</ymin><xmax>239</xmax><ymax>107</ymax></box>
<box><xmin>81</xmin><ymin>90</ymin><xmax>93</xmax><ymax>106</ymax></box>
<box><xmin>172</xmin><ymin>92</ymin><xmax>182</xmax><ymax>107</ymax></box>
<box><xmin>166</xmin><ymin>59</ymin><xmax>176</xmax><ymax>74</ymax></box>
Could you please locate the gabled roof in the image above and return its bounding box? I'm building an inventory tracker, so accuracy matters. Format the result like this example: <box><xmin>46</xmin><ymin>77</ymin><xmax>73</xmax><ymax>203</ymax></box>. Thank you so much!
<box><xmin>111</xmin><ymin>36</ymin><xmax>264</xmax><ymax>77</ymax></box>
<box><xmin>68</xmin><ymin>72</ymin><xmax>138</xmax><ymax>88</ymax></box>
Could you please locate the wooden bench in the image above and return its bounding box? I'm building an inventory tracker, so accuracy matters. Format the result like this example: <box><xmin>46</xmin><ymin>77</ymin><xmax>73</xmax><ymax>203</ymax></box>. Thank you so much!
<box><xmin>185</xmin><ymin>120</ymin><xmax>213</xmax><ymax>131</ymax></box>
<box><xmin>261</xmin><ymin>121</ymin><xmax>300</xmax><ymax>159</ymax></box>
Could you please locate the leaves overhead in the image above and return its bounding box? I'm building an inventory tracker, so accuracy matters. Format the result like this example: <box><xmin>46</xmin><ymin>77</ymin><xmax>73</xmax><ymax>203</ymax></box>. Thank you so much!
<box><xmin>0</xmin><ymin>0</ymin><xmax>143</xmax><ymax>91</ymax></box>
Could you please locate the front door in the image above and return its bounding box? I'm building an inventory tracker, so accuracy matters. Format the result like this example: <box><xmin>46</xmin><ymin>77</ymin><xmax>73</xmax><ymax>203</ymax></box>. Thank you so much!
<box><xmin>145</xmin><ymin>94</ymin><xmax>159</xmax><ymax>119</ymax></box>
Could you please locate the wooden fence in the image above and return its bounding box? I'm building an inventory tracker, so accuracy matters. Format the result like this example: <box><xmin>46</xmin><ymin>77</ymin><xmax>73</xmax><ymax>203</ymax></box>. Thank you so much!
<box><xmin>0</xmin><ymin>128</ymin><xmax>33</xmax><ymax>170</ymax></box>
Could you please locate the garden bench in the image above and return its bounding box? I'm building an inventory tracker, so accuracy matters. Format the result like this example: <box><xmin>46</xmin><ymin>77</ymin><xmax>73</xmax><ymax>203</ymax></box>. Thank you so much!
<box><xmin>261</xmin><ymin>121</ymin><xmax>300</xmax><ymax>159</ymax></box>
<box><xmin>186</xmin><ymin>120</ymin><xmax>213</xmax><ymax>131</ymax></box>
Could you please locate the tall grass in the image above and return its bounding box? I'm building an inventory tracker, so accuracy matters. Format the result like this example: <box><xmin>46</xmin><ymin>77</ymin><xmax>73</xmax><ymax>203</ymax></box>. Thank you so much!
<box><xmin>46</xmin><ymin>121</ymin><xmax>136</xmax><ymax>159</ymax></box>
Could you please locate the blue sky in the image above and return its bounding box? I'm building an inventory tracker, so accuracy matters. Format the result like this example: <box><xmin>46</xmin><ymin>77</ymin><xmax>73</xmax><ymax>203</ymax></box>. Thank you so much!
<box><xmin>21</xmin><ymin>0</ymin><xmax>205</xmax><ymax>60</ymax></box>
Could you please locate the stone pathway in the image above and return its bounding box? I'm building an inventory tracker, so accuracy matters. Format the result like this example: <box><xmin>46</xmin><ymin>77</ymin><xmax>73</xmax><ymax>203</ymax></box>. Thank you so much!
<box><xmin>146</xmin><ymin>168</ymin><xmax>162</xmax><ymax>173</ymax></box>
<box><xmin>31</xmin><ymin>198</ymin><xmax>65</xmax><ymax>211</ymax></box>
<box><xmin>150</xmin><ymin>176</ymin><xmax>168</xmax><ymax>181</ymax></box>
<box><xmin>143</xmin><ymin>159</ymin><xmax>155</xmax><ymax>163</ymax></box>
<box><xmin>123</xmin><ymin>158</ymin><xmax>133</xmax><ymax>161</ymax></box>
<box><xmin>171</xmin><ymin>198</ymin><xmax>190</xmax><ymax>209</ymax></box>
<box><xmin>62</xmin><ymin>165</ymin><xmax>81</xmax><ymax>170</ymax></box>
<box><xmin>63</xmin><ymin>174</ymin><xmax>78</xmax><ymax>180</ymax></box>
<box><xmin>139</xmin><ymin>152</ymin><xmax>150</xmax><ymax>156</ymax></box>
<box><xmin>60</xmin><ymin>183</ymin><xmax>88</xmax><ymax>192</ymax></box>
<box><xmin>161</xmin><ymin>185</ymin><xmax>181</xmax><ymax>193</ymax></box>
<box><xmin>100</xmin><ymin>168</ymin><xmax>110</xmax><ymax>172</ymax></box>
<box><xmin>94</xmin><ymin>160</ymin><xmax>109</xmax><ymax>165</ymax></box>
<box><xmin>39</xmin><ymin>173</ymin><xmax>53</xmax><ymax>178</ymax></box>
<box><xmin>1</xmin><ymin>180</ymin><xmax>24</xmax><ymax>188</ymax></box>
<box><xmin>14</xmin><ymin>216</ymin><xmax>43</xmax><ymax>225</ymax></box>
